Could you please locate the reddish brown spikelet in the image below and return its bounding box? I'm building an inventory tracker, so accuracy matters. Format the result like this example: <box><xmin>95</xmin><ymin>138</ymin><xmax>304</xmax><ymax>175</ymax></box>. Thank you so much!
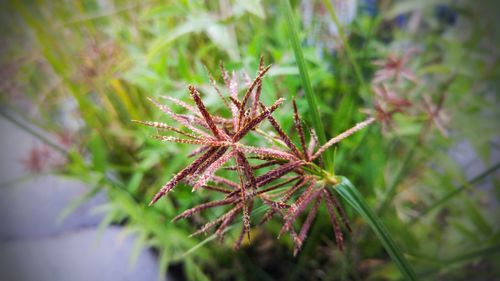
<box><xmin>224</xmin><ymin>160</ymin><xmax>279</xmax><ymax>171</ymax></box>
<box><xmin>238</xmin><ymin>64</ymin><xmax>272</xmax><ymax>128</ymax></box>
<box><xmin>153</xmin><ymin>135</ymin><xmax>224</xmax><ymax>146</ymax></box>
<box><xmin>200</xmin><ymin>184</ymin><xmax>232</xmax><ymax>194</ymax></box>
<box><xmin>260</xmin><ymin>102</ymin><xmax>303</xmax><ymax>159</ymax></box>
<box><xmin>237</xmin><ymin>145</ymin><xmax>297</xmax><ymax>161</ymax></box>
<box><xmin>161</xmin><ymin>96</ymin><xmax>199</xmax><ymax>114</ymax></box>
<box><xmin>132</xmin><ymin>120</ymin><xmax>197</xmax><ymax>138</ymax></box>
<box><xmin>255</xmin><ymin>161</ymin><xmax>303</xmax><ymax>187</ymax></box>
<box><xmin>193</xmin><ymin>149</ymin><xmax>236</xmax><ymax>190</ymax></box>
<box><xmin>148</xmin><ymin>147</ymin><xmax>219</xmax><ymax>206</ymax></box>
<box><xmin>293</xmin><ymin>100</ymin><xmax>308</xmax><ymax>161</ymax></box>
<box><xmin>280</xmin><ymin>177</ymin><xmax>311</xmax><ymax>203</ymax></box>
<box><xmin>234</xmin><ymin>153</ymin><xmax>255</xmax><ymax>239</ymax></box>
<box><xmin>188</xmin><ymin>85</ymin><xmax>226</xmax><ymax>140</ymax></box>
<box><xmin>229</xmin><ymin>96</ymin><xmax>242</xmax><ymax>110</ymax></box>
<box><xmin>257</xmin><ymin>176</ymin><xmax>301</xmax><ymax>196</ymax></box>
<box><xmin>211</xmin><ymin>175</ymin><xmax>239</xmax><ymax>189</ymax></box>
<box><xmin>21</xmin><ymin>144</ymin><xmax>53</xmax><ymax>173</ymax></box>
<box><xmin>294</xmin><ymin>194</ymin><xmax>322</xmax><ymax>256</ymax></box>
<box><xmin>312</xmin><ymin>117</ymin><xmax>376</xmax><ymax>161</ymax></box>
<box><xmin>259</xmin><ymin>177</ymin><xmax>308</xmax><ymax>225</ymax></box>
<box><xmin>241</xmin><ymin>63</ymin><xmax>271</xmax><ymax>109</ymax></box>
<box><xmin>278</xmin><ymin>180</ymin><xmax>318</xmax><ymax>238</ymax></box>
<box><xmin>250</xmin><ymin>56</ymin><xmax>266</xmax><ymax>118</ymax></box>
<box><xmin>236</xmin><ymin>151</ymin><xmax>257</xmax><ymax>189</ymax></box>
<box><xmin>191</xmin><ymin>204</ymin><xmax>242</xmax><ymax>237</ymax></box>
<box><xmin>233</xmin><ymin>154</ymin><xmax>250</xmax><ymax>238</ymax></box>
<box><xmin>188</xmin><ymin>145</ymin><xmax>210</xmax><ymax>158</ymax></box>
<box><xmin>242</xmin><ymin>200</ymin><xmax>254</xmax><ymax>241</ymax></box>
<box><xmin>233</xmin><ymin>223</ymin><xmax>247</xmax><ymax>250</ymax></box>
<box><xmin>191</xmin><ymin>147</ymin><xmax>229</xmax><ymax>178</ymax></box>
<box><xmin>323</xmin><ymin>189</ymin><xmax>345</xmax><ymax>251</ymax></box>
<box><xmin>307</xmin><ymin>128</ymin><xmax>318</xmax><ymax>159</ymax></box>
<box><xmin>215</xmin><ymin>203</ymin><xmax>242</xmax><ymax>240</ymax></box>
<box><xmin>232</xmin><ymin>98</ymin><xmax>284</xmax><ymax>141</ymax></box>
<box><xmin>324</xmin><ymin>189</ymin><xmax>352</xmax><ymax>232</ymax></box>
<box><xmin>173</xmin><ymin>197</ymin><xmax>239</xmax><ymax>222</ymax></box>
<box><xmin>147</xmin><ymin>97</ymin><xmax>212</xmax><ymax>138</ymax></box>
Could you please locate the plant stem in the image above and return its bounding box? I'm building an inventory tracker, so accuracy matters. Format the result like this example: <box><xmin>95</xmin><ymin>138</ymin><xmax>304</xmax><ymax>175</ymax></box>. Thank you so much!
<box><xmin>334</xmin><ymin>177</ymin><xmax>417</xmax><ymax>281</ymax></box>
<box><xmin>282</xmin><ymin>0</ymin><xmax>333</xmax><ymax>173</ymax></box>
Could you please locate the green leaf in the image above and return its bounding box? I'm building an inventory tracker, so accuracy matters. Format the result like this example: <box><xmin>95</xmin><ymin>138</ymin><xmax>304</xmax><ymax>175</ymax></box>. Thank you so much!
<box><xmin>412</xmin><ymin>161</ymin><xmax>500</xmax><ymax>224</ymax></box>
<box><xmin>90</xmin><ymin>132</ymin><xmax>107</xmax><ymax>173</ymax></box>
<box><xmin>333</xmin><ymin>177</ymin><xmax>417</xmax><ymax>281</ymax></box>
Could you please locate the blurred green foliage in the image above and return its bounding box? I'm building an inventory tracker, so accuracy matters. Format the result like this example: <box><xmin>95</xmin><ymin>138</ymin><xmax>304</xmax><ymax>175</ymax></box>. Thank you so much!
<box><xmin>1</xmin><ymin>0</ymin><xmax>499</xmax><ymax>280</ymax></box>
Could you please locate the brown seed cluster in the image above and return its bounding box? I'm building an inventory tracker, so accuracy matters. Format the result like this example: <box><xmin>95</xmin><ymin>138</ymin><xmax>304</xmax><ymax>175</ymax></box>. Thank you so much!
<box><xmin>369</xmin><ymin>50</ymin><xmax>449</xmax><ymax>136</ymax></box>
<box><xmin>135</xmin><ymin>58</ymin><xmax>374</xmax><ymax>254</ymax></box>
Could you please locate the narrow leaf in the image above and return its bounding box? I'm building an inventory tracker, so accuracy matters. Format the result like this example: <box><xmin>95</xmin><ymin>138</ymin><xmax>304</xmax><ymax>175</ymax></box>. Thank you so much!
<box><xmin>333</xmin><ymin>177</ymin><xmax>417</xmax><ymax>281</ymax></box>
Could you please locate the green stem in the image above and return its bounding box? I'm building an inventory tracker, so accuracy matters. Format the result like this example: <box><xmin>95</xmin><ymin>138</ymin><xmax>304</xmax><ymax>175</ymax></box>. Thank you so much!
<box><xmin>282</xmin><ymin>0</ymin><xmax>333</xmax><ymax>173</ymax></box>
<box><xmin>334</xmin><ymin>177</ymin><xmax>417</xmax><ymax>281</ymax></box>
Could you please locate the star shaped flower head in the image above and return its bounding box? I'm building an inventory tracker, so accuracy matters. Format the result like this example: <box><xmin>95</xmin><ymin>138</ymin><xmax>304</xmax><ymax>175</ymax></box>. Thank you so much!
<box><xmin>372</xmin><ymin>49</ymin><xmax>418</xmax><ymax>85</ymax></box>
<box><xmin>135</xmin><ymin>57</ymin><xmax>375</xmax><ymax>253</ymax></box>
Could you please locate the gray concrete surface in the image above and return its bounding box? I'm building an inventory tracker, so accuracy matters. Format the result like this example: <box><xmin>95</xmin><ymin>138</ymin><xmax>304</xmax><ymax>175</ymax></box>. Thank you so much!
<box><xmin>0</xmin><ymin>117</ymin><xmax>161</xmax><ymax>281</ymax></box>
<box><xmin>0</xmin><ymin>175</ymin><xmax>106</xmax><ymax>240</ymax></box>
<box><xmin>0</xmin><ymin>226</ymin><xmax>158</xmax><ymax>281</ymax></box>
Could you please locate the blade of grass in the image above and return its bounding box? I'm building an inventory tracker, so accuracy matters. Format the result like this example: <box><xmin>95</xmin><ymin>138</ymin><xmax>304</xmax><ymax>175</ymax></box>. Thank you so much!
<box><xmin>177</xmin><ymin>204</ymin><xmax>270</xmax><ymax>260</ymax></box>
<box><xmin>333</xmin><ymin>176</ymin><xmax>417</xmax><ymax>281</ymax></box>
<box><xmin>411</xmin><ymin>161</ymin><xmax>500</xmax><ymax>225</ymax></box>
<box><xmin>417</xmin><ymin>243</ymin><xmax>500</xmax><ymax>278</ymax></box>
<box><xmin>282</xmin><ymin>0</ymin><xmax>333</xmax><ymax>172</ymax></box>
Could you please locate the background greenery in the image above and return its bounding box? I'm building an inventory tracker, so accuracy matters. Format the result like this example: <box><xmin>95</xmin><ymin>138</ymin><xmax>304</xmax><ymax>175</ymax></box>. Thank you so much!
<box><xmin>1</xmin><ymin>0</ymin><xmax>499</xmax><ymax>280</ymax></box>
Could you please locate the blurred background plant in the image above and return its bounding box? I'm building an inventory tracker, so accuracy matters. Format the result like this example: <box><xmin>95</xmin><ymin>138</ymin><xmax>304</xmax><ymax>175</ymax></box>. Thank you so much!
<box><xmin>1</xmin><ymin>0</ymin><xmax>499</xmax><ymax>280</ymax></box>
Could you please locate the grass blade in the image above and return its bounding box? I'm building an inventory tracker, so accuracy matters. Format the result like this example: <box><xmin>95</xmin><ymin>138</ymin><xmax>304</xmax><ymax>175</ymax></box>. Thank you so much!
<box><xmin>282</xmin><ymin>0</ymin><xmax>333</xmax><ymax>172</ymax></box>
<box><xmin>333</xmin><ymin>176</ymin><xmax>417</xmax><ymax>281</ymax></box>
<box><xmin>411</xmin><ymin>161</ymin><xmax>500</xmax><ymax>225</ymax></box>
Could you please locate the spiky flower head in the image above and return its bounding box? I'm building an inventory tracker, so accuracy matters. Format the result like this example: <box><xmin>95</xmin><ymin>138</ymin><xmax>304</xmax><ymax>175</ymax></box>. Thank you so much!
<box><xmin>135</xmin><ymin>58</ymin><xmax>374</xmax><ymax>254</ymax></box>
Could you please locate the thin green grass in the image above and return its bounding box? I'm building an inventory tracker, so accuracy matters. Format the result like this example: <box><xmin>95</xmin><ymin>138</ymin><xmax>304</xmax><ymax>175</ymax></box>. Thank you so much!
<box><xmin>282</xmin><ymin>0</ymin><xmax>333</xmax><ymax>173</ymax></box>
<box><xmin>411</xmin><ymin>161</ymin><xmax>500</xmax><ymax>225</ymax></box>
